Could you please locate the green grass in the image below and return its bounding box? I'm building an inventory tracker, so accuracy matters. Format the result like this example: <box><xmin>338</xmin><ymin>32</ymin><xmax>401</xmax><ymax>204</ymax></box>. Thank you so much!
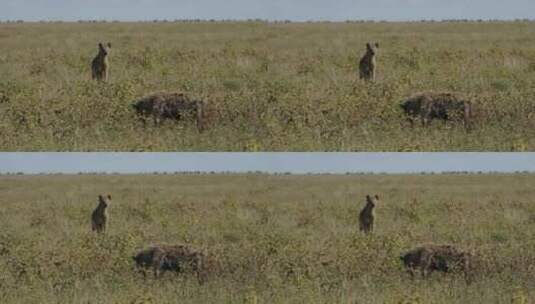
<box><xmin>0</xmin><ymin>173</ymin><xmax>534</xmax><ymax>303</ymax></box>
<box><xmin>1</xmin><ymin>21</ymin><xmax>535</xmax><ymax>151</ymax></box>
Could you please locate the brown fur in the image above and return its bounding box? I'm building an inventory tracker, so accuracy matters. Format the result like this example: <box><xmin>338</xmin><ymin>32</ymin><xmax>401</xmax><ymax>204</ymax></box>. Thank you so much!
<box><xmin>400</xmin><ymin>244</ymin><xmax>473</xmax><ymax>281</ymax></box>
<box><xmin>91</xmin><ymin>42</ymin><xmax>111</xmax><ymax>82</ymax></box>
<box><xmin>359</xmin><ymin>42</ymin><xmax>379</xmax><ymax>81</ymax></box>
<box><xmin>132</xmin><ymin>92</ymin><xmax>206</xmax><ymax>131</ymax></box>
<box><xmin>133</xmin><ymin>244</ymin><xmax>206</xmax><ymax>282</ymax></box>
<box><xmin>91</xmin><ymin>194</ymin><xmax>111</xmax><ymax>233</ymax></box>
<box><xmin>400</xmin><ymin>91</ymin><xmax>472</xmax><ymax>130</ymax></box>
<box><xmin>359</xmin><ymin>194</ymin><xmax>378</xmax><ymax>234</ymax></box>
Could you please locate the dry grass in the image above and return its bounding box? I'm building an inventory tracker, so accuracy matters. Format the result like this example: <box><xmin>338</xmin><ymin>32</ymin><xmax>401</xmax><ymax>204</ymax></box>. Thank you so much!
<box><xmin>0</xmin><ymin>173</ymin><xmax>534</xmax><ymax>303</ymax></box>
<box><xmin>1</xmin><ymin>21</ymin><xmax>535</xmax><ymax>150</ymax></box>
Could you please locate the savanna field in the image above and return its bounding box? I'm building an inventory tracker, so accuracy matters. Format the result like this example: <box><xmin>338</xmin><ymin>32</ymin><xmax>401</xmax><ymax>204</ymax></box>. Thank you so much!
<box><xmin>0</xmin><ymin>173</ymin><xmax>534</xmax><ymax>303</ymax></box>
<box><xmin>1</xmin><ymin>21</ymin><xmax>535</xmax><ymax>151</ymax></box>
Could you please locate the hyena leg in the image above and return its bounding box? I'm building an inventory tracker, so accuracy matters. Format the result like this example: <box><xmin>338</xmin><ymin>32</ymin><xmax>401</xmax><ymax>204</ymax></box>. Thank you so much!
<box><xmin>359</xmin><ymin>67</ymin><xmax>368</xmax><ymax>80</ymax></box>
<box><xmin>195</xmin><ymin>102</ymin><xmax>204</xmax><ymax>132</ymax></box>
<box><xmin>152</xmin><ymin>115</ymin><xmax>161</xmax><ymax>127</ymax></box>
<box><xmin>463</xmin><ymin>116</ymin><xmax>472</xmax><ymax>132</ymax></box>
<box><xmin>421</xmin><ymin>117</ymin><xmax>429</xmax><ymax>128</ymax></box>
<box><xmin>152</xmin><ymin>250</ymin><xmax>167</xmax><ymax>279</ymax></box>
<box><xmin>153</xmin><ymin>259</ymin><xmax>164</xmax><ymax>279</ymax></box>
<box><xmin>407</xmin><ymin>117</ymin><xmax>415</xmax><ymax>127</ymax></box>
<box><xmin>407</xmin><ymin>267</ymin><xmax>416</xmax><ymax>279</ymax></box>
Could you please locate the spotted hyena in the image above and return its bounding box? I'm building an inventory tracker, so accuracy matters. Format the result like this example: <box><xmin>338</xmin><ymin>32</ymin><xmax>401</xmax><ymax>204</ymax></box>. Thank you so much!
<box><xmin>359</xmin><ymin>194</ymin><xmax>378</xmax><ymax>234</ymax></box>
<box><xmin>400</xmin><ymin>244</ymin><xmax>473</xmax><ymax>281</ymax></box>
<box><xmin>132</xmin><ymin>92</ymin><xmax>205</xmax><ymax>131</ymax></box>
<box><xmin>400</xmin><ymin>91</ymin><xmax>472</xmax><ymax>130</ymax></box>
<box><xmin>133</xmin><ymin>244</ymin><xmax>206</xmax><ymax>282</ymax></box>
<box><xmin>91</xmin><ymin>42</ymin><xmax>111</xmax><ymax>82</ymax></box>
<box><xmin>359</xmin><ymin>42</ymin><xmax>379</xmax><ymax>81</ymax></box>
<box><xmin>91</xmin><ymin>194</ymin><xmax>111</xmax><ymax>233</ymax></box>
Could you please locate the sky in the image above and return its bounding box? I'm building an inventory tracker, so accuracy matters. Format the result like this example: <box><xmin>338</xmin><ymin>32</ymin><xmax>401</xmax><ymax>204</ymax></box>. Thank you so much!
<box><xmin>2</xmin><ymin>0</ymin><xmax>534</xmax><ymax>21</ymax></box>
<box><xmin>1</xmin><ymin>153</ymin><xmax>535</xmax><ymax>174</ymax></box>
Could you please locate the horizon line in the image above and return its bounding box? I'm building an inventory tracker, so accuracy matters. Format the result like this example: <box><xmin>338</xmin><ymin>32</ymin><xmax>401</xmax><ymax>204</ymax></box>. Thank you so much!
<box><xmin>2</xmin><ymin>170</ymin><xmax>534</xmax><ymax>176</ymax></box>
<box><xmin>2</xmin><ymin>153</ymin><xmax>535</xmax><ymax>175</ymax></box>
<box><xmin>2</xmin><ymin>18</ymin><xmax>535</xmax><ymax>23</ymax></box>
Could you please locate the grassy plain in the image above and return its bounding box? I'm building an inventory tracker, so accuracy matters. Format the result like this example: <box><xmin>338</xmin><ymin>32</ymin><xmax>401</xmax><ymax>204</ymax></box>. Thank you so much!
<box><xmin>0</xmin><ymin>173</ymin><xmax>534</xmax><ymax>303</ymax></box>
<box><xmin>1</xmin><ymin>21</ymin><xmax>535</xmax><ymax>150</ymax></box>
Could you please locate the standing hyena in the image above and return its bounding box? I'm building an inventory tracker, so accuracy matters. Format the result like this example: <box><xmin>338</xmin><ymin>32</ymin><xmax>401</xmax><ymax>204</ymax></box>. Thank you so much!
<box><xmin>91</xmin><ymin>42</ymin><xmax>111</xmax><ymax>82</ymax></box>
<box><xmin>359</xmin><ymin>42</ymin><xmax>379</xmax><ymax>81</ymax></box>
<box><xmin>91</xmin><ymin>194</ymin><xmax>111</xmax><ymax>233</ymax></box>
<box><xmin>400</xmin><ymin>91</ymin><xmax>473</xmax><ymax>130</ymax></box>
<box><xmin>359</xmin><ymin>194</ymin><xmax>378</xmax><ymax>234</ymax></box>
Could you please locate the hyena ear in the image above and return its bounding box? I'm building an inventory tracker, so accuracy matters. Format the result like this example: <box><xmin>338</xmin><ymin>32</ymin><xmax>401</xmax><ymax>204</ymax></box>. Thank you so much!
<box><xmin>374</xmin><ymin>194</ymin><xmax>379</xmax><ymax>200</ymax></box>
<box><xmin>107</xmin><ymin>194</ymin><xmax>112</xmax><ymax>200</ymax></box>
<box><xmin>374</xmin><ymin>42</ymin><xmax>379</xmax><ymax>48</ymax></box>
<box><xmin>366</xmin><ymin>43</ymin><xmax>372</xmax><ymax>50</ymax></box>
<box><xmin>107</xmin><ymin>42</ymin><xmax>112</xmax><ymax>49</ymax></box>
<box><xmin>365</xmin><ymin>194</ymin><xmax>371</xmax><ymax>201</ymax></box>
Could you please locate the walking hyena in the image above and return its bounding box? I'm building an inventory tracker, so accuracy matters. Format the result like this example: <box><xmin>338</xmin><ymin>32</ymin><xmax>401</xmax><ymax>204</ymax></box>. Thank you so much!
<box><xmin>400</xmin><ymin>244</ymin><xmax>473</xmax><ymax>282</ymax></box>
<box><xmin>91</xmin><ymin>42</ymin><xmax>111</xmax><ymax>82</ymax></box>
<box><xmin>91</xmin><ymin>194</ymin><xmax>111</xmax><ymax>233</ymax></box>
<box><xmin>132</xmin><ymin>92</ymin><xmax>205</xmax><ymax>131</ymax></box>
<box><xmin>359</xmin><ymin>42</ymin><xmax>379</xmax><ymax>81</ymax></box>
<box><xmin>359</xmin><ymin>194</ymin><xmax>378</xmax><ymax>234</ymax></box>
<box><xmin>400</xmin><ymin>91</ymin><xmax>473</xmax><ymax>130</ymax></box>
<box><xmin>133</xmin><ymin>244</ymin><xmax>206</xmax><ymax>283</ymax></box>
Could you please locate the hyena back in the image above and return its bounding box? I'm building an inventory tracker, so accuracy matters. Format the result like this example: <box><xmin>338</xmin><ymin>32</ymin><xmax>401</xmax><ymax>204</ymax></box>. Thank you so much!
<box><xmin>91</xmin><ymin>194</ymin><xmax>111</xmax><ymax>233</ymax></box>
<box><xmin>133</xmin><ymin>244</ymin><xmax>206</xmax><ymax>282</ymax></box>
<box><xmin>132</xmin><ymin>92</ymin><xmax>205</xmax><ymax>131</ymax></box>
<box><xmin>400</xmin><ymin>91</ymin><xmax>472</xmax><ymax>130</ymax></box>
<box><xmin>359</xmin><ymin>42</ymin><xmax>379</xmax><ymax>81</ymax></box>
<box><xmin>359</xmin><ymin>194</ymin><xmax>378</xmax><ymax>234</ymax></box>
<box><xmin>91</xmin><ymin>42</ymin><xmax>111</xmax><ymax>82</ymax></box>
<box><xmin>400</xmin><ymin>244</ymin><xmax>473</xmax><ymax>281</ymax></box>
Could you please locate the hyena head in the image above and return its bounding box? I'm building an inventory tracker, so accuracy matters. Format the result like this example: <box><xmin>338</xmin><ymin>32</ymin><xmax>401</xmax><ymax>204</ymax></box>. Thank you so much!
<box><xmin>132</xmin><ymin>249</ymin><xmax>152</xmax><ymax>266</ymax></box>
<box><xmin>366</xmin><ymin>194</ymin><xmax>379</xmax><ymax>208</ymax></box>
<box><xmin>98</xmin><ymin>194</ymin><xmax>112</xmax><ymax>207</ymax></box>
<box><xmin>366</xmin><ymin>42</ymin><xmax>379</xmax><ymax>56</ymax></box>
<box><xmin>399</xmin><ymin>254</ymin><xmax>409</xmax><ymax>264</ymax></box>
<box><xmin>98</xmin><ymin>42</ymin><xmax>111</xmax><ymax>56</ymax></box>
<box><xmin>400</xmin><ymin>98</ymin><xmax>422</xmax><ymax>117</ymax></box>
